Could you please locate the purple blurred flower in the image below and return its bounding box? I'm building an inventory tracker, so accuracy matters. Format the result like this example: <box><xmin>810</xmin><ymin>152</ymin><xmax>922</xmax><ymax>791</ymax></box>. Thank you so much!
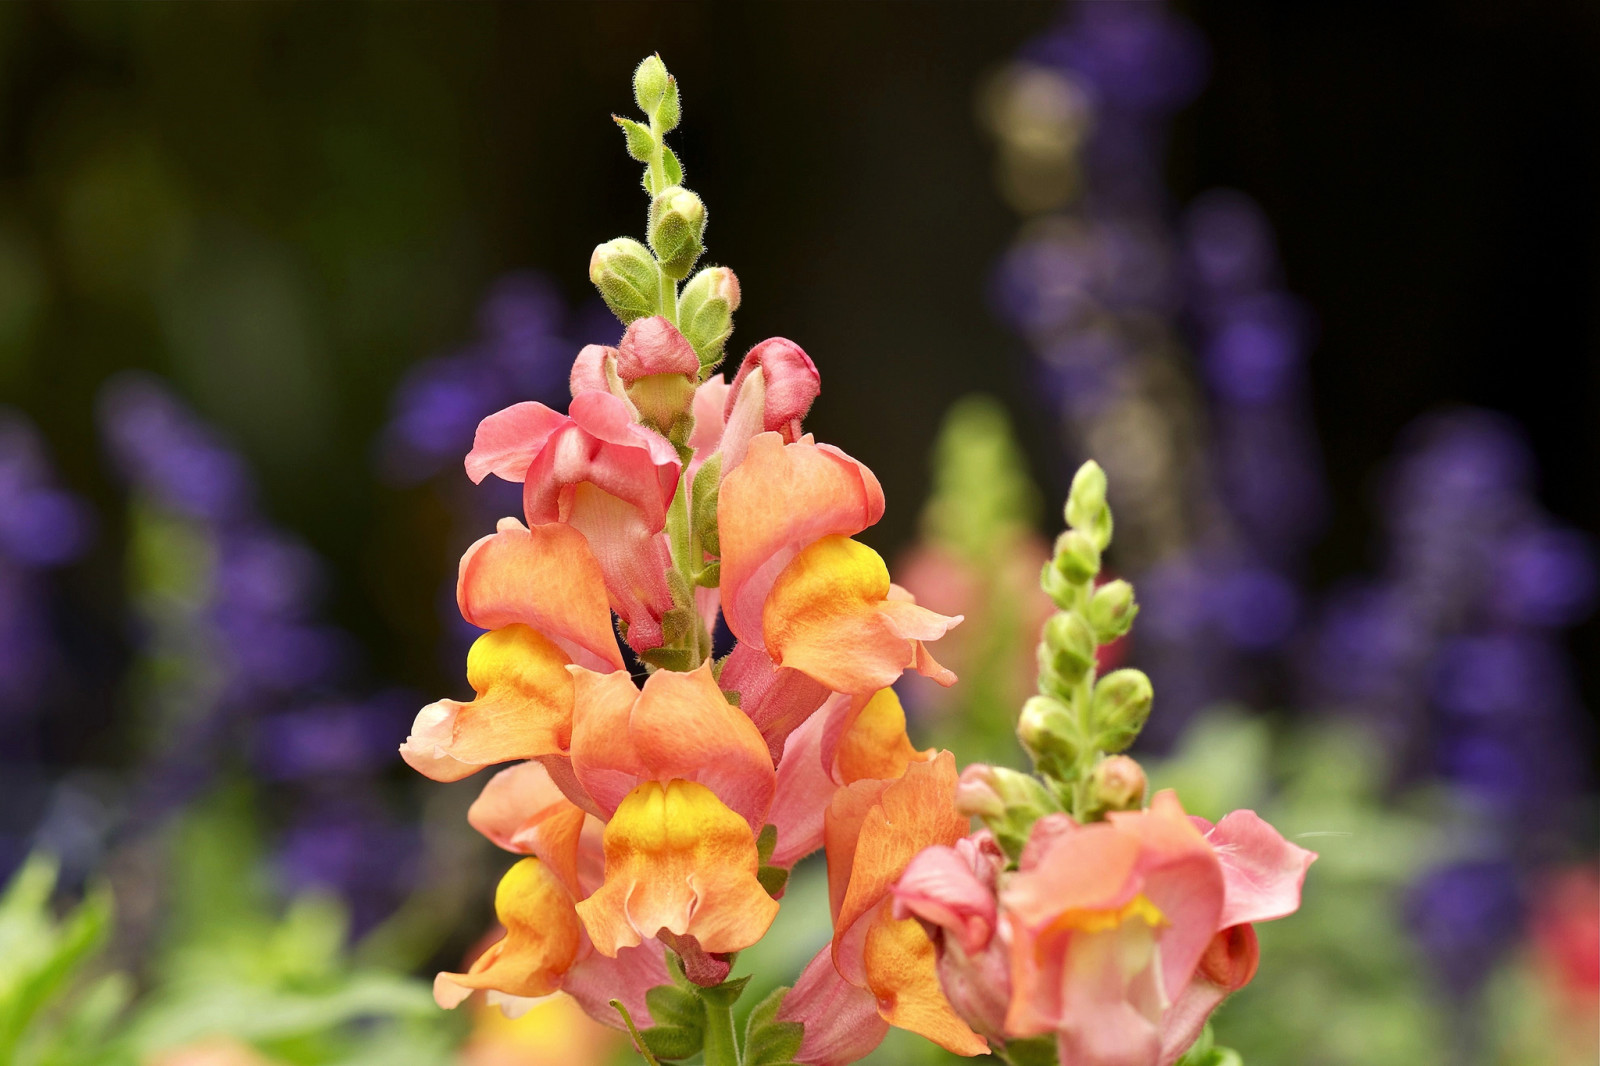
<box><xmin>1407</xmin><ymin>861</ymin><xmax>1523</xmax><ymax>999</ymax></box>
<box><xmin>98</xmin><ymin>373</ymin><xmax>253</xmax><ymax>524</ymax></box>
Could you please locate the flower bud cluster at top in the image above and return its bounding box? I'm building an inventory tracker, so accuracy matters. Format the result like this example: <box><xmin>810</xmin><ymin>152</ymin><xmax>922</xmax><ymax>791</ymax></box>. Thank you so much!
<box><xmin>588</xmin><ymin>56</ymin><xmax>744</xmax><ymax>673</ymax></box>
<box><xmin>956</xmin><ymin>458</ymin><xmax>1156</xmax><ymax>855</ymax></box>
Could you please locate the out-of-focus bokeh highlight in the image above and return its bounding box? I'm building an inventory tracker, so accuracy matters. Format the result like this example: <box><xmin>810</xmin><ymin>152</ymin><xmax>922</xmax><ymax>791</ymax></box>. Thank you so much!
<box><xmin>0</xmin><ymin>2</ymin><xmax>1592</xmax><ymax>1065</ymax></box>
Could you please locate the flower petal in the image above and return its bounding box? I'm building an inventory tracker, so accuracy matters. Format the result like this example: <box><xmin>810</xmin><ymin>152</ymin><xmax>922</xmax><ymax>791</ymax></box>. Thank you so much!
<box><xmin>575</xmin><ymin>780</ymin><xmax>779</xmax><ymax>956</ymax></box>
<box><xmin>725</xmin><ymin>337</ymin><xmax>821</xmax><ymax>436</ymax></box>
<box><xmin>401</xmin><ymin>625</ymin><xmax>573</xmax><ymax>783</ymax></box>
<box><xmin>617</xmin><ymin>316</ymin><xmax>699</xmax><ymax>380</ymax></box>
<box><xmin>718</xmin><ymin>640</ymin><xmax>830</xmax><ymax>762</ymax></box>
<box><xmin>892</xmin><ymin>841</ymin><xmax>999</xmax><ymax>956</ymax></box>
<box><xmin>719</xmin><ymin>434</ymin><xmax>884</xmax><ymax>648</ymax></box>
<box><xmin>862</xmin><ymin>899</ymin><xmax>988</xmax><ymax>1056</ymax></box>
<box><xmin>828</xmin><ymin>752</ymin><xmax>966</xmax><ymax>980</ymax></box>
<box><xmin>457</xmin><ymin>518</ymin><xmax>623</xmax><ymax>672</ymax></box>
<box><xmin>468</xmin><ymin>760</ymin><xmax>596</xmax><ymax>898</ymax></box>
<box><xmin>558</xmin><ymin>484</ymin><xmax>676</xmax><ymax>653</ymax></box>
<box><xmin>1204</xmin><ymin>809</ymin><xmax>1317</xmax><ymax>928</ymax></box>
<box><xmin>435</xmin><ymin>858</ymin><xmax>583</xmax><ymax>1005</ymax></box>
<box><xmin>779</xmin><ymin>946</ymin><xmax>891</xmax><ymax>1066</ymax></box>
<box><xmin>764</xmin><ymin>536</ymin><xmax>961</xmax><ymax>694</ymax></box>
<box><xmin>464</xmin><ymin>401</ymin><xmax>568</xmax><ymax>484</ymax></box>
<box><xmin>523</xmin><ymin>391</ymin><xmax>680</xmax><ymax>530</ymax></box>
<box><xmin>570</xmin><ymin>662</ymin><xmax>777</xmax><ymax>832</ymax></box>
<box><xmin>1157</xmin><ymin>926</ymin><xmax>1260</xmax><ymax>1066</ymax></box>
<box><xmin>562</xmin><ymin>939</ymin><xmax>673</xmax><ymax>1032</ymax></box>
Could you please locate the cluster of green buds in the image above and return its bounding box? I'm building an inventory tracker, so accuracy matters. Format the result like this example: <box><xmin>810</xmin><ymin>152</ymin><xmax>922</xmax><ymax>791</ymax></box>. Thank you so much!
<box><xmin>960</xmin><ymin>460</ymin><xmax>1156</xmax><ymax>851</ymax></box>
<box><xmin>591</xmin><ymin>55</ymin><xmax>740</xmax><ymax>374</ymax></box>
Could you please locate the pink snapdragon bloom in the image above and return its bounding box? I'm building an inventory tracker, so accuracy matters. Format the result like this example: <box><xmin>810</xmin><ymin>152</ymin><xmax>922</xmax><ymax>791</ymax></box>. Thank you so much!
<box><xmin>464</xmin><ymin>391</ymin><xmax>681</xmax><ymax>652</ymax></box>
<box><xmin>893</xmin><ymin>791</ymin><xmax>1315</xmax><ymax>1066</ymax></box>
<box><xmin>720</xmin><ymin>337</ymin><xmax>821</xmax><ymax>469</ymax></box>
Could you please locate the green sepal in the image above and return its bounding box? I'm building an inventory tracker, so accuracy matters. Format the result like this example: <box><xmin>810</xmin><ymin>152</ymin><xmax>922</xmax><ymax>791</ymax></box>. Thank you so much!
<box><xmin>700</xmin><ymin>973</ymin><xmax>750</xmax><ymax>1007</ymax></box>
<box><xmin>695</xmin><ymin>561</ymin><xmax>721</xmax><ymax>588</ymax></box>
<box><xmin>662</xmin><ymin>145</ymin><xmax>684</xmax><ymax>186</ymax></box>
<box><xmin>640</xmin><ymin>983</ymin><xmax>706</xmax><ymax>1061</ymax></box>
<box><xmin>757</xmin><ymin>864</ymin><xmax>790</xmax><ymax>899</ymax></box>
<box><xmin>722</xmin><ymin>688</ymin><xmax>741</xmax><ymax>708</ymax></box>
<box><xmin>997</xmin><ymin>1036</ymin><xmax>1059</xmax><ymax>1066</ymax></box>
<box><xmin>755</xmin><ymin>824</ymin><xmax>778</xmax><ymax>864</ymax></box>
<box><xmin>743</xmin><ymin>985</ymin><xmax>806</xmax><ymax>1066</ymax></box>
<box><xmin>657</xmin><ymin>77</ymin><xmax>681</xmax><ymax>131</ymax></box>
<box><xmin>615</xmin><ymin>115</ymin><xmax>656</xmax><ymax>162</ymax></box>
<box><xmin>641</xmin><ymin>645</ymin><xmax>694</xmax><ymax>672</ymax></box>
<box><xmin>692</xmin><ymin>453</ymin><xmax>722</xmax><ymax>556</ymax></box>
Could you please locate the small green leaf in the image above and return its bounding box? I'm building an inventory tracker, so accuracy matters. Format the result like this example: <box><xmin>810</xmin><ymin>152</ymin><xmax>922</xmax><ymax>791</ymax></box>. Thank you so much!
<box><xmin>662</xmin><ymin>144</ymin><xmax>684</xmax><ymax>186</ymax></box>
<box><xmin>743</xmin><ymin>985</ymin><xmax>805</xmax><ymax>1066</ymax></box>
<box><xmin>637</xmin><ymin>983</ymin><xmax>705</xmax><ymax>1061</ymax></box>
<box><xmin>615</xmin><ymin>115</ymin><xmax>656</xmax><ymax>162</ymax></box>
<box><xmin>641</xmin><ymin>646</ymin><xmax>693</xmax><ymax>672</ymax></box>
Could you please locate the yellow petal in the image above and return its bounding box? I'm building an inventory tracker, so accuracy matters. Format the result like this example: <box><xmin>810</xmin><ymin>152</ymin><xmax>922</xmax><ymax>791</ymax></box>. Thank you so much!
<box><xmin>863</xmin><ymin>899</ymin><xmax>988</xmax><ymax>1056</ymax></box>
<box><xmin>833</xmin><ymin>688</ymin><xmax>932</xmax><ymax>785</ymax></box>
<box><xmin>764</xmin><ymin>536</ymin><xmax>958</xmax><ymax>694</ymax></box>
<box><xmin>402</xmin><ymin>625</ymin><xmax>575</xmax><ymax>782</ymax></box>
<box><xmin>435</xmin><ymin>858</ymin><xmax>583</xmax><ymax>1006</ymax></box>
<box><xmin>575</xmin><ymin>780</ymin><xmax>779</xmax><ymax>957</ymax></box>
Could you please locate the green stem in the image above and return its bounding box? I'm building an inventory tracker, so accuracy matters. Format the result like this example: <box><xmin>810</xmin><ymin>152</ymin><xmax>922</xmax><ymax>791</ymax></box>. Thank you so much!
<box><xmin>701</xmin><ymin>988</ymin><xmax>741</xmax><ymax>1066</ymax></box>
<box><xmin>1069</xmin><ymin>583</ymin><xmax>1099</xmax><ymax>821</ymax></box>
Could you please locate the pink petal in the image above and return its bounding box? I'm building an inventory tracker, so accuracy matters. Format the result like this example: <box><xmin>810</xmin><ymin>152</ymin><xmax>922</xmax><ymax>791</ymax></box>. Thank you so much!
<box><xmin>687</xmin><ymin>374</ymin><xmax>731</xmax><ymax>477</ymax></box>
<box><xmin>569</xmin><ymin>344</ymin><xmax>616</xmax><ymax>397</ymax></box>
<box><xmin>558</xmin><ymin>485</ymin><xmax>675</xmax><ymax>653</ymax></box>
<box><xmin>617</xmin><ymin>316</ymin><xmax>699</xmax><ymax>380</ymax></box>
<box><xmin>1158</xmin><ymin>925</ymin><xmax>1260</xmax><ymax>1066</ymax></box>
<box><xmin>1205</xmin><ymin>809</ymin><xmax>1318</xmax><ymax>928</ymax></box>
<box><xmin>523</xmin><ymin>392</ymin><xmax>680</xmax><ymax>531</ymax></box>
<box><xmin>563</xmin><ymin>939</ymin><xmax>672</xmax><ymax>1031</ymax></box>
<box><xmin>464</xmin><ymin>401</ymin><xmax>568</xmax><ymax>485</ymax></box>
<box><xmin>766</xmin><ymin>706</ymin><xmax>836</xmax><ymax>868</ymax></box>
<box><xmin>892</xmin><ymin>841</ymin><xmax>999</xmax><ymax>955</ymax></box>
<box><xmin>777</xmin><ymin>947</ymin><xmax>890</xmax><ymax>1066</ymax></box>
<box><xmin>725</xmin><ymin>337</ymin><xmax>821</xmax><ymax>436</ymax></box>
<box><xmin>718</xmin><ymin>641</ymin><xmax>830</xmax><ymax>762</ymax></box>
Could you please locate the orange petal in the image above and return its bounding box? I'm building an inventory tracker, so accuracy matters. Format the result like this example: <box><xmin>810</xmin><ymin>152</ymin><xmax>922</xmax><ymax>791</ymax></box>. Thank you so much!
<box><xmin>402</xmin><ymin>625</ymin><xmax>574</xmax><ymax>782</ymax></box>
<box><xmin>832</xmin><ymin>688</ymin><xmax>932</xmax><ymax>785</ymax></box>
<box><xmin>468</xmin><ymin>761</ymin><xmax>594</xmax><ymax>898</ymax></box>
<box><xmin>570</xmin><ymin>662</ymin><xmax>776</xmax><ymax>832</ymax></box>
<box><xmin>719</xmin><ymin>434</ymin><xmax>884</xmax><ymax>648</ymax></box>
<box><xmin>458</xmin><ymin>518</ymin><xmax>623</xmax><ymax>672</ymax></box>
<box><xmin>764</xmin><ymin>536</ymin><xmax>960</xmax><ymax>694</ymax></box>
<box><xmin>862</xmin><ymin>899</ymin><xmax>988</xmax><ymax>1057</ymax></box>
<box><xmin>575</xmin><ymin>780</ymin><xmax>779</xmax><ymax>957</ymax></box>
<box><xmin>435</xmin><ymin>858</ymin><xmax>582</xmax><ymax>1006</ymax></box>
<box><xmin>828</xmin><ymin>752</ymin><xmax>966</xmax><ymax>977</ymax></box>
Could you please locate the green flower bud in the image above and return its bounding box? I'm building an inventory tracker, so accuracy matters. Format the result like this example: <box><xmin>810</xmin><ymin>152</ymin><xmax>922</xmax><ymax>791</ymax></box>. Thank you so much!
<box><xmin>1087</xmin><ymin>579</ymin><xmax>1138</xmax><ymax>641</ymax></box>
<box><xmin>1086</xmin><ymin>754</ymin><xmax>1147</xmax><ymax>813</ymax></box>
<box><xmin>1017</xmin><ymin>695</ymin><xmax>1080</xmax><ymax>781</ymax></box>
<box><xmin>1039</xmin><ymin>610</ymin><xmax>1096</xmax><ymax>693</ymax></box>
<box><xmin>1091</xmin><ymin>668</ymin><xmax>1153</xmax><ymax>751</ymax></box>
<box><xmin>634</xmin><ymin>54</ymin><xmax>670</xmax><ymax>114</ymax></box>
<box><xmin>1052</xmin><ymin>529</ymin><xmax>1101</xmax><ymax>584</ymax></box>
<box><xmin>956</xmin><ymin>763</ymin><xmax>1060</xmax><ymax>857</ymax></box>
<box><xmin>648</xmin><ymin>186</ymin><xmax>706</xmax><ymax>279</ymax></box>
<box><xmin>1066</xmin><ymin>459</ymin><xmax>1113</xmax><ymax>550</ymax></box>
<box><xmin>590</xmin><ymin>237</ymin><xmax>661</xmax><ymax>323</ymax></box>
<box><xmin>678</xmin><ymin>266</ymin><xmax>740</xmax><ymax>368</ymax></box>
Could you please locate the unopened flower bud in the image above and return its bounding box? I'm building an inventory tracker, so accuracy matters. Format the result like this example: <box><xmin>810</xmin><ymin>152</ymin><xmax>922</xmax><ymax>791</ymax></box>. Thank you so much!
<box><xmin>678</xmin><ymin>266</ymin><xmax>740</xmax><ymax>367</ymax></box>
<box><xmin>569</xmin><ymin>343</ymin><xmax>616</xmax><ymax>397</ymax></box>
<box><xmin>1017</xmin><ymin>695</ymin><xmax>1080</xmax><ymax>781</ymax></box>
<box><xmin>1066</xmin><ymin>459</ymin><xmax>1113</xmax><ymax>549</ymax></box>
<box><xmin>590</xmin><ymin>237</ymin><xmax>661</xmax><ymax>323</ymax></box>
<box><xmin>956</xmin><ymin>764</ymin><xmax>1059</xmax><ymax>857</ymax></box>
<box><xmin>616</xmin><ymin>316</ymin><xmax>699</xmax><ymax>381</ymax></box>
<box><xmin>1091</xmin><ymin>668</ymin><xmax>1153</xmax><ymax>751</ymax></box>
<box><xmin>1087</xmin><ymin>578</ymin><xmax>1137</xmax><ymax>641</ymax></box>
<box><xmin>1087</xmin><ymin>754</ymin><xmax>1146</xmax><ymax>812</ymax></box>
<box><xmin>648</xmin><ymin>186</ymin><xmax>706</xmax><ymax>279</ymax></box>
<box><xmin>1039</xmin><ymin>610</ymin><xmax>1096</xmax><ymax>692</ymax></box>
<box><xmin>1052</xmin><ymin>529</ymin><xmax>1101</xmax><ymax>584</ymax></box>
<box><xmin>725</xmin><ymin>337</ymin><xmax>820</xmax><ymax>439</ymax></box>
<box><xmin>633</xmin><ymin>54</ymin><xmax>669</xmax><ymax>114</ymax></box>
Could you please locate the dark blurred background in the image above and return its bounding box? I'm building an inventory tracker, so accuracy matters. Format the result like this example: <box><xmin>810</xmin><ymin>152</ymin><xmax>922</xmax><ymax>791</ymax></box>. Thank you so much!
<box><xmin>0</xmin><ymin>0</ymin><xmax>1594</xmax><ymax>758</ymax></box>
